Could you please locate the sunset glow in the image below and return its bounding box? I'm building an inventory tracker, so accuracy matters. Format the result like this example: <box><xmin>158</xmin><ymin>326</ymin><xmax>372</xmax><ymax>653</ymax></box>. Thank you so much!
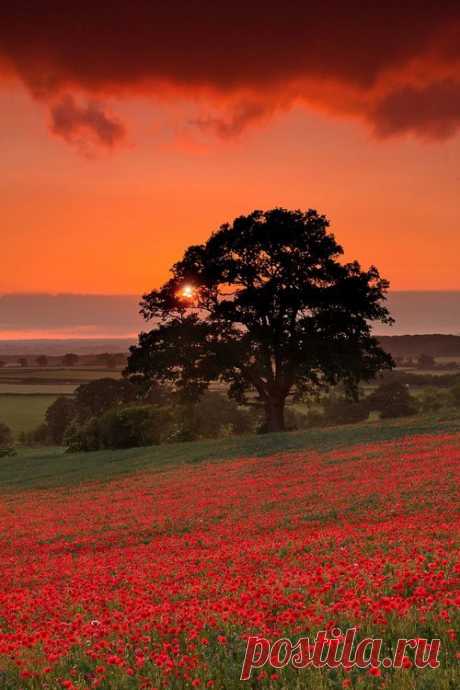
<box><xmin>0</xmin><ymin>9</ymin><xmax>459</xmax><ymax>690</ymax></box>
<box><xmin>1</xmin><ymin>4</ymin><xmax>460</xmax><ymax>298</ymax></box>
<box><xmin>179</xmin><ymin>284</ymin><xmax>196</xmax><ymax>300</ymax></box>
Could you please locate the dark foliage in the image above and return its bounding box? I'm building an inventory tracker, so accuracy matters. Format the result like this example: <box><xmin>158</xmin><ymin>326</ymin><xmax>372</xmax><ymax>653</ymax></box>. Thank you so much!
<box><xmin>74</xmin><ymin>378</ymin><xmax>140</xmax><ymax>421</ymax></box>
<box><xmin>378</xmin><ymin>334</ymin><xmax>460</xmax><ymax>358</ymax></box>
<box><xmin>368</xmin><ymin>381</ymin><xmax>417</xmax><ymax>419</ymax></box>
<box><xmin>62</xmin><ymin>353</ymin><xmax>79</xmax><ymax>367</ymax></box>
<box><xmin>45</xmin><ymin>396</ymin><xmax>78</xmax><ymax>444</ymax></box>
<box><xmin>173</xmin><ymin>391</ymin><xmax>253</xmax><ymax>441</ymax></box>
<box><xmin>0</xmin><ymin>421</ymin><xmax>15</xmax><ymax>456</ymax></box>
<box><xmin>323</xmin><ymin>397</ymin><xmax>370</xmax><ymax>425</ymax></box>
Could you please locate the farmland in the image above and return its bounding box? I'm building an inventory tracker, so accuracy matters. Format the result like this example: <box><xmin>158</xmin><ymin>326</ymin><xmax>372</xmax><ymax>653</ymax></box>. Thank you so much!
<box><xmin>1</xmin><ymin>354</ymin><xmax>460</xmax><ymax>441</ymax></box>
<box><xmin>0</xmin><ymin>417</ymin><xmax>458</xmax><ymax>689</ymax></box>
<box><xmin>0</xmin><ymin>367</ymin><xmax>121</xmax><ymax>437</ymax></box>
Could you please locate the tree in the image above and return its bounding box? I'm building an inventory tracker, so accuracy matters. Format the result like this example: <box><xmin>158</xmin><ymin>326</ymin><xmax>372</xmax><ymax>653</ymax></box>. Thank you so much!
<box><xmin>45</xmin><ymin>396</ymin><xmax>77</xmax><ymax>444</ymax></box>
<box><xmin>97</xmin><ymin>405</ymin><xmax>174</xmax><ymax>449</ymax></box>
<box><xmin>96</xmin><ymin>353</ymin><xmax>118</xmax><ymax>369</ymax></box>
<box><xmin>127</xmin><ymin>209</ymin><xmax>394</xmax><ymax>432</ymax></box>
<box><xmin>174</xmin><ymin>391</ymin><xmax>253</xmax><ymax>441</ymax></box>
<box><xmin>0</xmin><ymin>422</ymin><xmax>14</xmax><ymax>455</ymax></box>
<box><xmin>18</xmin><ymin>357</ymin><xmax>28</xmax><ymax>368</ymax></box>
<box><xmin>74</xmin><ymin>378</ymin><xmax>139</xmax><ymax>421</ymax></box>
<box><xmin>368</xmin><ymin>381</ymin><xmax>417</xmax><ymax>419</ymax></box>
<box><xmin>63</xmin><ymin>353</ymin><xmax>79</xmax><ymax>367</ymax></box>
<box><xmin>0</xmin><ymin>361</ymin><xmax>5</xmax><ymax>368</ymax></box>
<box><xmin>36</xmin><ymin>355</ymin><xmax>49</xmax><ymax>367</ymax></box>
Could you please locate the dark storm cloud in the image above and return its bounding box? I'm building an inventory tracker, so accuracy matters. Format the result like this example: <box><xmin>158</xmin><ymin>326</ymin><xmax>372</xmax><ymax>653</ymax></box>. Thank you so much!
<box><xmin>372</xmin><ymin>80</ymin><xmax>460</xmax><ymax>139</ymax></box>
<box><xmin>1</xmin><ymin>1</ymin><xmax>460</xmax><ymax>140</ymax></box>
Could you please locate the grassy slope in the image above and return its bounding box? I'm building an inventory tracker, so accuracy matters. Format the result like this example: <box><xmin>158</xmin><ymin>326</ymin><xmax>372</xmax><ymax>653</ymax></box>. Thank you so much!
<box><xmin>2</xmin><ymin>412</ymin><xmax>460</xmax><ymax>493</ymax></box>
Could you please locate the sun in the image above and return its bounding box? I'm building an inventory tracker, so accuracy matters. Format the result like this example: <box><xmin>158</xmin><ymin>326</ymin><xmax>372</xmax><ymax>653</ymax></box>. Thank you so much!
<box><xmin>179</xmin><ymin>284</ymin><xmax>195</xmax><ymax>300</ymax></box>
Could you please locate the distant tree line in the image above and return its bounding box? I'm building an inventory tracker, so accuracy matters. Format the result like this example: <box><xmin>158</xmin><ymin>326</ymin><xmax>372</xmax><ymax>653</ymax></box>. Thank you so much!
<box><xmin>379</xmin><ymin>335</ymin><xmax>460</xmax><ymax>358</ymax></box>
<box><xmin>0</xmin><ymin>352</ymin><xmax>127</xmax><ymax>369</ymax></box>
<box><xmin>16</xmin><ymin>374</ymin><xmax>460</xmax><ymax>452</ymax></box>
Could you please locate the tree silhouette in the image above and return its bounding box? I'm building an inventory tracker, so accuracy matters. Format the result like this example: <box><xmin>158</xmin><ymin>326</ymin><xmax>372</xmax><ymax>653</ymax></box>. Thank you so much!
<box><xmin>96</xmin><ymin>352</ymin><xmax>118</xmax><ymax>369</ymax></box>
<box><xmin>127</xmin><ymin>208</ymin><xmax>394</xmax><ymax>432</ymax></box>
<box><xmin>63</xmin><ymin>353</ymin><xmax>79</xmax><ymax>367</ymax></box>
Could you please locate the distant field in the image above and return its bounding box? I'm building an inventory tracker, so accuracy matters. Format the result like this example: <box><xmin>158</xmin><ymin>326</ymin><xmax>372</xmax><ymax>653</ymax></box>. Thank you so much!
<box><xmin>0</xmin><ymin>367</ymin><xmax>121</xmax><ymax>383</ymax></box>
<box><xmin>0</xmin><ymin>394</ymin><xmax>59</xmax><ymax>437</ymax></box>
<box><xmin>0</xmin><ymin>368</ymin><xmax>121</xmax><ymax>420</ymax></box>
<box><xmin>436</xmin><ymin>355</ymin><xmax>460</xmax><ymax>364</ymax></box>
<box><xmin>400</xmin><ymin>367</ymin><xmax>460</xmax><ymax>376</ymax></box>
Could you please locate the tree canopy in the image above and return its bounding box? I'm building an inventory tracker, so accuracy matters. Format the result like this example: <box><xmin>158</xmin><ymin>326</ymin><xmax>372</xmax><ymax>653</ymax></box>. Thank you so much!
<box><xmin>127</xmin><ymin>208</ymin><xmax>394</xmax><ymax>432</ymax></box>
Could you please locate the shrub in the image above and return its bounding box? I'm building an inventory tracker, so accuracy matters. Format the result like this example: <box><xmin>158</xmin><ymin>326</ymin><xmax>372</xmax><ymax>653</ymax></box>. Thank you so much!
<box><xmin>45</xmin><ymin>396</ymin><xmax>77</xmax><ymax>444</ymax></box>
<box><xmin>418</xmin><ymin>387</ymin><xmax>450</xmax><ymax>414</ymax></box>
<box><xmin>64</xmin><ymin>405</ymin><xmax>175</xmax><ymax>451</ymax></box>
<box><xmin>368</xmin><ymin>381</ymin><xmax>417</xmax><ymax>419</ymax></box>
<box><xmin>64</xmin><ymin>418</ymin><xmax>101</xmax><ymax>453</ymax></box>
<box><xmin>284</xmin><ymin>407</ymin><xmax>310</xmax><ymax>430</ymax></box>
<box><xmin>0</xmin><ymin>421</ymin><xmax>15</xmax><ymax>456</ymax></box>
<box><xmin>173</xmin><ymin>392</ymin><xmax>254</xmax><ymax>441</ymax></box>
<box><xmin>74</xmin><ymin>378</ymin><xmax>140</xmax><ymax>421</ymax></box>
<box><xmin>303</xmin><ymin>409</ymin><xmax>327</xmax><ymax>428</ymax></box>
<box><xmin>322</xmin><ymin>397</ymin><xmax>369</xmax><ymax>425</ymax></box>
<box><xmin>21</xmin><ymin>423</ymin><xmax>50</xmax><ymax>446</ymax></box>
<box><xmin>98</xmin><ymin>405</ymin><xmax>174</xmax><ymax>449</ymax></box>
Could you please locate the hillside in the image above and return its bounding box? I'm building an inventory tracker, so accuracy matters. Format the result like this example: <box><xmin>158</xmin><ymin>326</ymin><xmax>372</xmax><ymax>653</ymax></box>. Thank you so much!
<box><xmin>2</xmin><ymin>412</ymin><xmax>460</xmax><ymax>492</ymax></box>
<box><xmin>0</xmin><ymin>416</ymin><xmax>458</xmax><ymax>689</ymax></box>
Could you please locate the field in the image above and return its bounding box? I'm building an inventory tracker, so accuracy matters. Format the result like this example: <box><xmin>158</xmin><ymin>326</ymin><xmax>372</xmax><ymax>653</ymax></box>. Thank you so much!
<box><xmin>0</xmin><ymin>394</ymin><xmax>59</xmax><ymax>436</ymax></box>
<box><xmin>0</xmin><ymin>367</ymin><xmax>121</xmax><ymax>437</ymax></box>
<box><xmin>0</xmin><ymin>417</ymin><xmax>458</xmax><ymax>689</ymax></box>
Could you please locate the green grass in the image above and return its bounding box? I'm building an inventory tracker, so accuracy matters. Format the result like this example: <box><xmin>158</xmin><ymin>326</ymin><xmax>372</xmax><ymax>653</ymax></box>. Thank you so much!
<box><xmin>0</xmin><ymin>394</ymin><xmax>58</xmax><ymax>437</ymax></box>
<box><xmin>2</xmin><ymin>412</ymin><xmax>460</xmax><ymax>493</ymax></box>
<box><xmin>0</xmin><ymin>368</ymin><xmax>121</xmax><ymax>420</ymax></box>
<box><xmin>0</xmin><ymin>367</ymin><xmax>121</xmax><ymax>394</ymax></box>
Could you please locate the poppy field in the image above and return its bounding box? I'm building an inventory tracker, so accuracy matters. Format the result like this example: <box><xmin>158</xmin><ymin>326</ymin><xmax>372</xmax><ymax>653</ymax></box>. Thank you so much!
<box><xmin>0</xmin><ymin>431</ymin><xmax>458</xmax><ymax>689</ymax></box>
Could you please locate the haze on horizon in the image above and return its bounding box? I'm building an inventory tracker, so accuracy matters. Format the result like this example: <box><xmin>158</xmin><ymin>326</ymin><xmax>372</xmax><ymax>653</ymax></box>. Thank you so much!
<box><xmin>1</xmin><ymin>4</ymin><xmax>460</xmax><ymax>301</ymax></box>
<box><xmin>0</xmin><ymin>292</ymin><xmax>459</xmax><ymax>340</ymax></box>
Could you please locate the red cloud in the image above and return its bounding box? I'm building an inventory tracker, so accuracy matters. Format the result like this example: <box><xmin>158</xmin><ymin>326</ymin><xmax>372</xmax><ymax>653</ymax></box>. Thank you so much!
<box><xmin>371</xmin><ymin>80</ymin><xmax>460</xmax><ymax>140</ymax></box>
<box><xmin>1</xmin><ymin>2</ymin><xmax>460</xmax><ymax>143</ymax></box>
<box><xmin>49</xmin><ymin>95</ymin><xmax>125</xmax><ymax>153</ymax></box>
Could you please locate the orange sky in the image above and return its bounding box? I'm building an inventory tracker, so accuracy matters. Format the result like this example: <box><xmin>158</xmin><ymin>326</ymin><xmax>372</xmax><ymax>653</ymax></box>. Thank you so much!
<box><xmin>2</xmin><ymin>86</ymin><xmax>459</xmax><ymax>295</ymax></box>
<box><xmin>1</xmin><ymin>3</ymin><xmax>460</xmax><ymax>296</ymax></box>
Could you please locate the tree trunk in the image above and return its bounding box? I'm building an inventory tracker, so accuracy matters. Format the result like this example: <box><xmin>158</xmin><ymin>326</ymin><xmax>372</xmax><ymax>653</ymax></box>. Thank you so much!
<box><xmin>264</xmin><ymin>397</ymin><xmax>286</xmax><ymax>433</ymax></box>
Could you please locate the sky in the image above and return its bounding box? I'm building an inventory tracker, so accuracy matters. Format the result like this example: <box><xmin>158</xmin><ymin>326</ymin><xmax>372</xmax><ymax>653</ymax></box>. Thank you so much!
<box><xmin>1</xmin><ymin>3</ymin><xmax>460</xmax><ymax>335</ymax></box>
